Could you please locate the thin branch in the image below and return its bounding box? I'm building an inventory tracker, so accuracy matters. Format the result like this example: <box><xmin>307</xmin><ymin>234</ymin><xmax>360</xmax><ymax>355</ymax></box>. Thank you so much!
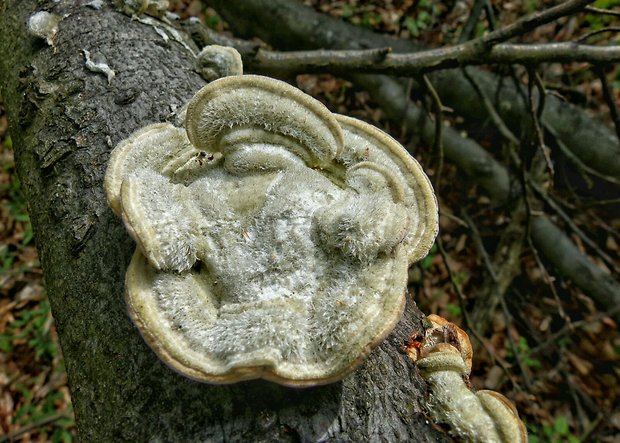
<box><xmin>527</xmin><ymin>69</ymin><xmax>554</xmax><ymax>178</ymax></box>
<box><xmin>584</xmin><ymin>5</ymin><xmax>620</xmax><ymax>18</ymax></box>
<box><xmin>519</xmin><ymin>128</ymin><xmax>571</xmax><ymax>325</ymax></box>
<box><xmin>458</xmin><ymin>0</ymin><xmax>488</xmax><ymax>43</ymax></box>
<box><xmin>499</xmin><ymin>296</ymin><xmax>533</xmax><ymax>391</ymax></box>
<box><xmin>436</xmin><ymin>236</ymin><xmax>471</xmax><ymax>329</ymax></box>
<box><xmin>250</xmin><ymin>43</ymin><xmax>620</xmax><ymax>77</ymax></box>
<box><xmin>421</xmin><ymin>75</ymin><xmax>444</xmax><ymax>188</ymax></box>
<box><xmin>595</xmin><ymin>66</ymin><xmax>620</xmax><ymax>143</ymax></box>
<box><xmin>462</xmin><ymin>67</ymin><xmax>520</xmax><ymax>146</ymax></box>
<box><xmin>478</xmin><ymin>0</ymin><xmax>594</xmax><ymax>46</ymax></box>
<box><xmin>576</xmin><ymin>26</ymin><xmax>620</xmax><ymax>42</ymax></box>
<box><xmin>527</xmin><ymin>232</ymin><xmax>571</xmax><ymax>324</ymax></box>
<box><xmin>530</xmin><ymin>304</ymin><xmax>620</xmax><ymax>356</ymax></box>
<box><xmin>0</xmin><ymin>413</ymin><xmax>72</xmax><ymax>443</ymax></box>
<box><xmin>436</xmin><ymin>234</ymin><xmax>519</xmax><ymax>388</ymax></box>
<box><xmin>528</xmin><ymin>180</ymin><xmax>620</xmax><ymax>275</ymax></box>
<box><xmin>546</xmin><ymin>124</ymin><xmax>620</xmax><ymax>185</ymax></box>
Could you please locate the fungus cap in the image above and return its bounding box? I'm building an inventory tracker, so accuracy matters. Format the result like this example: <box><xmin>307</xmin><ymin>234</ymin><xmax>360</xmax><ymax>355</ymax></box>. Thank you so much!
<box><xmin>105</xmin><ymin>75</ymin><xmax>438</xmax><ymax>386</ymax></box>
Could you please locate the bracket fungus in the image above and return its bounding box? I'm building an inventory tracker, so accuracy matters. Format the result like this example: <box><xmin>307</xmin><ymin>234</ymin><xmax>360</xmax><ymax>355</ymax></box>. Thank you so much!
<box><xmin>27</xmin><ymin>11</ymin><xmax>62</xmax><ymax>46</ymax></box>
<box><xmin>105</xmin><ymin>74</ymin><xmax>438</xmax><ymax>386</ymax></box>
<box><xmin>408</xmin><ymin>315</ymin><xmax>527</xmax><ymax>442</ymax></box>
<box><xmin>196</xmin><ymin>45</ymin><xmax>243</xmax><ymax>82</ymax></box>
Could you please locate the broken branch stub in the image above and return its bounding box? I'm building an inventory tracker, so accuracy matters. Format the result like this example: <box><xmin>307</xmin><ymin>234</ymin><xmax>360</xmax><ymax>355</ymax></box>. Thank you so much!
<box><xmin>105</xmin><ymin>74</ymin><xmax>438</xmax><ymax>386</ymax></box>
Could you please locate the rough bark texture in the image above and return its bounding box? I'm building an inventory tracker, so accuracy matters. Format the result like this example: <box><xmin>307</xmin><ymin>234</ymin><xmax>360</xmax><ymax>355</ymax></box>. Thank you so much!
<box><xmin>204</xmin><ymin>0</ymin><xmax>620</xmax><ymax>179</ymax></box>
<box><xmin>0</xmin><ymin>1</ymin><xmax>447</xmax><ymax>441</ymax></box>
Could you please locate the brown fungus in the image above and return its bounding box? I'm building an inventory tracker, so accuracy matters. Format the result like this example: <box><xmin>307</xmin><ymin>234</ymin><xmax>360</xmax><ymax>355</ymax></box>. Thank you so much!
<box><xmin>410</xmin><ymin>315</ymin><xmax>527</xmax><ymax>442</ymax></box>
<box><xmin>105</xmin><ymin>74</ymin><xmax>438</xmax><ymax>386</ymax></box>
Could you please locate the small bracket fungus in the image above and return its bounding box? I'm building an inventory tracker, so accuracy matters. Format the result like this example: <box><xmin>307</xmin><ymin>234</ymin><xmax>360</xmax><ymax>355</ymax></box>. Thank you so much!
<box><xmin>197</xmin><ymin>45</ymin><xmax>243</xmax><ymax>82</ymax></box>
<box><xmin>408</xmin><ymin>315</ymin><xmax>527</xmax><ymax>442</ymax></box>
<box><xmin>28</xmin><ymin>11</ymin><xmax>62</xmax><ymax>46</ymax></box>
<box><xmin>105</xmin><ymin>74</ymin><xmax>438</xmax><ymax>386</ymax></box>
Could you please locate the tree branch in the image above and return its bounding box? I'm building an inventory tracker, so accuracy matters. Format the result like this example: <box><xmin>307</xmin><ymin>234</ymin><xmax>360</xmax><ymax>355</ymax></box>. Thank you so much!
<box><xmin>477</xmin><ymin>0</ymin><xmax>594</xmax><ymax>46</ymax></box>
<box><xmin>584</xmin><ymin>6</ymin><xmax>620</xmax><ymax>18</ymax></box>
<box><xmin>458</xmin><ymin>0</ymin><xmax>490</xmax><ymax>44</ymax></box>
<box><xmin>203</xmin><ymin>0</ymin><xmax>620</xmax><ymax>178</ymax></box>
<box><xmin>249</xmin><ymin>43</ymin><xmax>620</xmax><ymax>77</ymax></box>
<box><xmin>240</xmin><ymin>0</ymin><xmax>609</xmax><ymax>77</ymax></box>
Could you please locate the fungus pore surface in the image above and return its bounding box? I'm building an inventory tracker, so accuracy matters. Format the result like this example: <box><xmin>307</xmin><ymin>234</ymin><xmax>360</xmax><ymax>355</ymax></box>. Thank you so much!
<box><xmin>105</xmin><ymin>74</ymin><xmax>438</xmax><ymax>386</ymax></box>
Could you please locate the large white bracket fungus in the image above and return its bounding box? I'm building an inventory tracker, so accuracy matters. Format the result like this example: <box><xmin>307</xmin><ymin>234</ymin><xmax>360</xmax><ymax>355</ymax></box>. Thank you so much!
<box><xmin>408</xmin><ymin>315</ymin><xmax>527</xmax><ymax>442</ymax></box>
<box><xmin>105</xmin><ymin>74</ymin><xmax>438</xmax><ymax>386</ymax></box>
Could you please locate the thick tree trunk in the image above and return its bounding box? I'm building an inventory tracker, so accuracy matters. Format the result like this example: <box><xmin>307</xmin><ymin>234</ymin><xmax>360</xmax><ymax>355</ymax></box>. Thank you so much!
<box><xmin>0</xmin><ymin>1</ymin><xmax>446</xmax><ymax>441</ymax></box>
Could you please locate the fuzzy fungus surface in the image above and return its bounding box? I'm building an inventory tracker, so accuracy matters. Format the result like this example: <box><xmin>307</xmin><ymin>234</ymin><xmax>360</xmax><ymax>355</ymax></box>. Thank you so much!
<box><xmin>105</xmin><ymin>74</ymin><xmax>438</xmax><ymax>386</ymax></box>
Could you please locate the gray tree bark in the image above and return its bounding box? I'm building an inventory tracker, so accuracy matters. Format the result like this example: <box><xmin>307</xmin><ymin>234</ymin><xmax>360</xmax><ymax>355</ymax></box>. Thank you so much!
<box><xmin>0</xmin><ymin>1</ymin><xmax>447</xmax><ymax>441</ymax></box>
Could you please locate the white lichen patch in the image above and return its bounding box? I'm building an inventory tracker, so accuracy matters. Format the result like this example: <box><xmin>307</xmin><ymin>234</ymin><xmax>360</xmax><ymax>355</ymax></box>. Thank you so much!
<box><xmin>105</xmin><ymin>74</ymin><xmax>438</xmax><ymax>386</ymax></box>
<box><xmin>83</xmin><ymin>50</ymin><xmax>115</xmax><ymax>85</ymax></box>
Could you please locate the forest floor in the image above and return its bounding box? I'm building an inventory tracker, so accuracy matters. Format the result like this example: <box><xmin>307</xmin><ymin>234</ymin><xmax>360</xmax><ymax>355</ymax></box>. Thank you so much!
<box><xmin>1</xmin><ymin>0</ymin><xmax>619</xmax><ymax>442</ymax></box>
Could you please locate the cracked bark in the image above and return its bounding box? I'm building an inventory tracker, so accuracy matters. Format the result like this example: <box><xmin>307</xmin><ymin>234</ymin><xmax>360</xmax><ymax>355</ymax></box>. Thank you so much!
<box><xmin>0</xmin><ymin>1</ymin><xmax>449</xmax><ymax>441</ymax></box>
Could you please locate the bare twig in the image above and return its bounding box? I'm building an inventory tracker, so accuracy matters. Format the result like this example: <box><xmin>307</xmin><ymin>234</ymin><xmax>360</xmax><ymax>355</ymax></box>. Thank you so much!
<box><xmin>461</xmin><ymin>210</ymin><xmax>497</xmax><ymax>284</ymax></box>
<box><xmin>435</xmin><ymin>212</ymin><xmax>521</xmax><ymax>391</ymax></box>
<box><xmin>595</xmin><ymin>66</ymin><xmax>620</xmax><ymax>143</ymax></box>
<box><xmin>527</xmin><ymin>69</ymin><xmax>554</xmax><ymax>177</ymax></box>
<box><xmin>462</xmin><ymin>67</ymin><xmax>520</xmax><ymax>146</ymax></box>
<box><xmin>584</xmin><ymin>6</ymin><xmax>620</xmax><ymax>18</ymax></box>
<box><xmin>529</xmin><ymin>215</ymin><xmax>620</xmax><ymax>322</ymax></box>
<box><xmin>581</xmin><ymin>413</ymin><xmax>606</xmax><ymax>442</ymax></box>
<box><xmin>253</xmin><ymin>47</ymin><xmax>391</xmax><ymax>71</ymax></box>
<box><xmin>528</xmin><ymin>180</ymin><xmax>620</xmax><ymax>274</ymax></box>
<box><xmin>546</xmin><ymin>124</ymin><xmax>620</xmax><ymax>185</ymax></box>
<box><xmin>0</xmin><ymin>413</ymin><xmax>72</xmax><ymax>443</ymax></box>
<box><xmin>528</xmin><ymin>232</ymin><xmax>571</xmax><ymax>323</ymax></box>
<box><xmin>421</xmin><ymin>75</ymin><xmax>444</xmax><ymax>188</ymax></box>
<box><xmin>499</xmin><ymin>296</ymin><xmax>533</xmax><ymax>391</ymax></box>
<box><xmin>479</xmin><ymin>0</ymin><xmax>594</xmax><ymax>46</ymax></box>
<box><xmin>458</xmin><ymin>0</ymin><xmax>489</xmax><ymax>43</ymax></box>
<box><xmin>468</xmin><ymin>200</ymin><xmax>527</xmax><ymax>328</ymax></box>
<box><xmin>245</xmin><ymin>0</ymin><xmax>610</xmax><ymax>77</ymax></box>
<box><xmin>250</xmin><ymin>43</ymin><xmax>620</xmax><ymax>77</ymax></box>
<box><xmin>530</xmin><ymin>304</ymin><xmax>620</xmax><ymax>355</ymax></box>
<box><xmin>436</xmin><ymin>234</ymin><xmax>519</xmax><ymax>387</ymax></box>
<box><xmin>436</xmin><ymin>237</ymin><xmax>470</xmax><ymax>328</ymax></box>
<box><xmin>576</xmin><ymin>26</ymin><xmax>620</xmax><ymax>42</ymax></box>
